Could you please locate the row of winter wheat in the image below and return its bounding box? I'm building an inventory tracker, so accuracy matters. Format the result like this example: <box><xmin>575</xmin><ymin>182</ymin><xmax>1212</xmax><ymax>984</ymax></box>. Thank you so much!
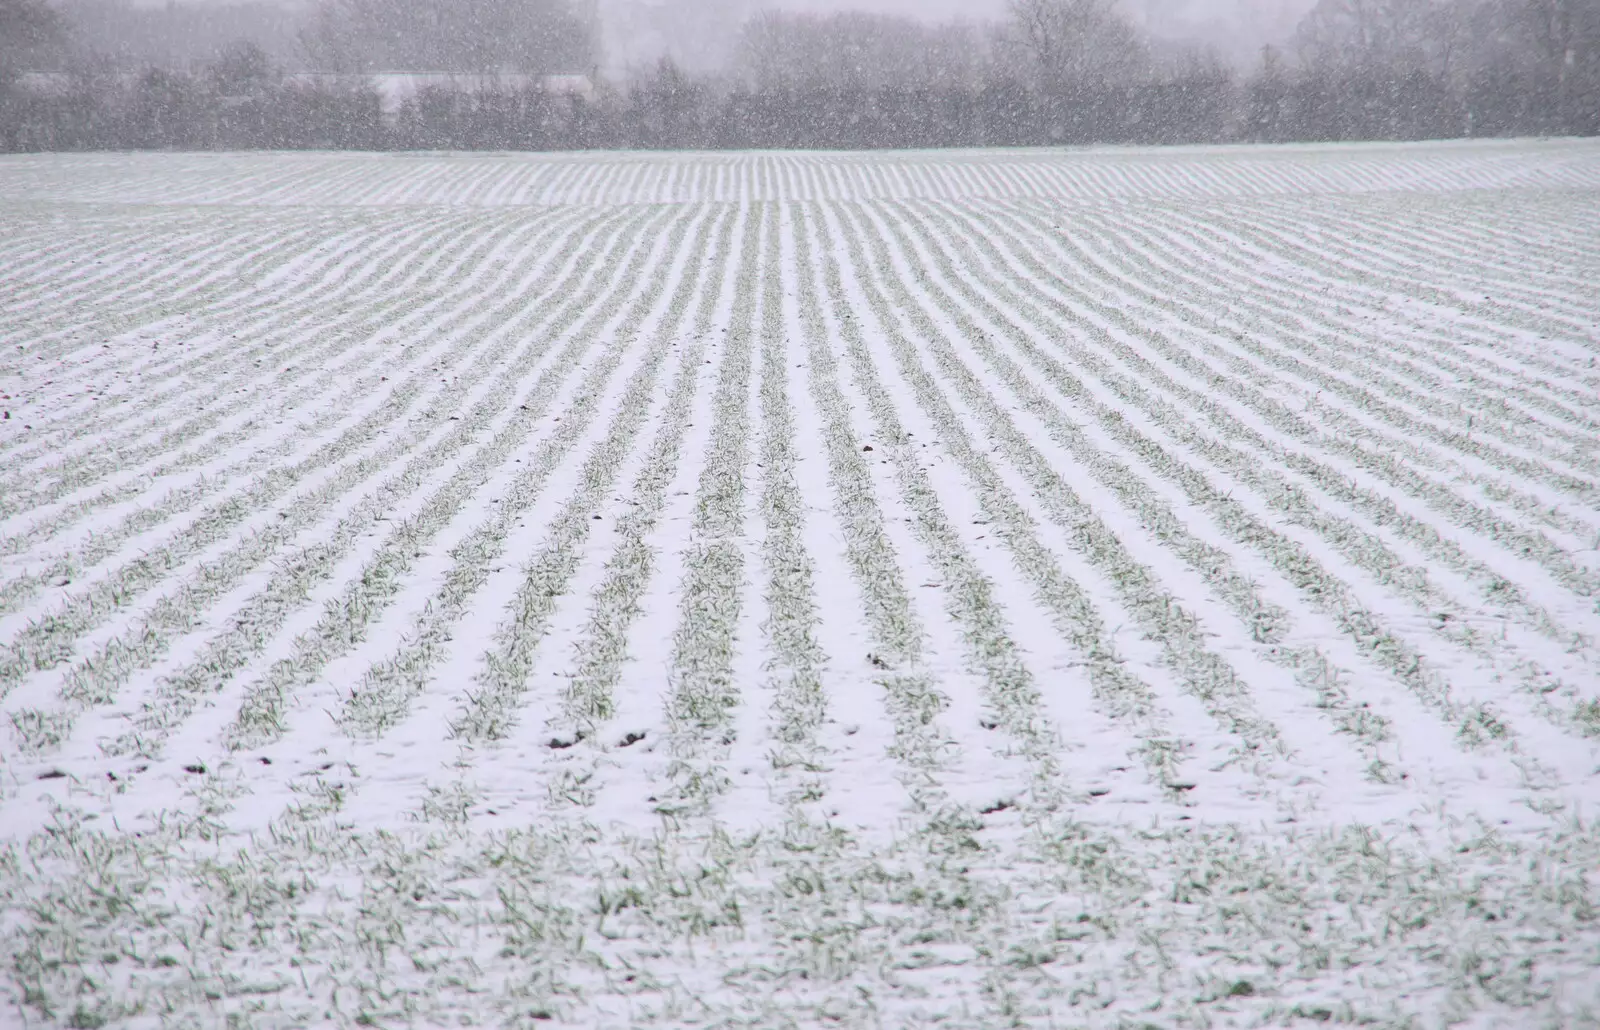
<box><xmin>5</xmin><ymin>142</ymin><xmax>1600</xmax><ymax>208</ymax></box>
<box><xmin>2</xmin><ymin>147</ymin><xmax>1598</xmax><ymax>1028</ymax></box>
<box><xmin>3</xmin><ymin>208</ymin><xmax>1596</xmax><ymax>822</ymax></box>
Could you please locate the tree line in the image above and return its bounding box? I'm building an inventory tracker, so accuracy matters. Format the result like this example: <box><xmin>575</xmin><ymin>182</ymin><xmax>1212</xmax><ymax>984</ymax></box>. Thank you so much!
<box><xmin>2</xmin><ymin>0</ymin><xmax>1596</xmax><ymax>152</ymax></box>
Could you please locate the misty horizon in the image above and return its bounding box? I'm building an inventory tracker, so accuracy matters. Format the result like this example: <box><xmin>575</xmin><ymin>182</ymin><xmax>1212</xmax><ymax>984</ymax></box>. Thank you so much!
<box><xmin>64</xmin><ymin>0</ymin><xmax>1319</xmax><ymax>75</ymax></box>
<box><xmin>5</xmin><ymin>0</ymin><xmax>1596</xmax><ymax>152</ymax></box>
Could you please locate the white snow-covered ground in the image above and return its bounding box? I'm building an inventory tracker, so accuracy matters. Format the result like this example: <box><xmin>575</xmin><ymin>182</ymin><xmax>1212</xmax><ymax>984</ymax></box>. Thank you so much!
<box><xmin>2</xmin><ymin>140</ymin><xmax>1599</xmax><ymax>1028</ymax></box>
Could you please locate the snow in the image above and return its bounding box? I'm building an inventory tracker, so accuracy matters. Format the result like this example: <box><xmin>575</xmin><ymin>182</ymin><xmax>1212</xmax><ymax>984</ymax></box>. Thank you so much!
<box><xmin>2</xmin><ymin>140</ymin><xmax>1599</xmax><ymax>1028</ymax></box>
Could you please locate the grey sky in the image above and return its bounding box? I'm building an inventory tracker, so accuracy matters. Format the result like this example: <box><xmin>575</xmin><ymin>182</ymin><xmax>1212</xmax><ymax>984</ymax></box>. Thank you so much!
<box><xmin>595</xmin><ymin>0</ymin><xmax>1314</xmax><ymax>73</ymax></box>
<box><xmin>123</xmin><ymin>0</ymin><xmax>1313</xmax><ymax>32</ymax></box>
<box><xmin>763</xmin><ymin>0</ymin><xmax>1009</xmax><ymax>18</ymax></box>
<box><xmin>110</xmin><ymin>0</ymin><xmax>1316</xmax><ymax>73</ymax></box>
<box><xmin>801</xmin><ymin>0</ymin><xmax>1314</xmax><ymax>40</ymax></box>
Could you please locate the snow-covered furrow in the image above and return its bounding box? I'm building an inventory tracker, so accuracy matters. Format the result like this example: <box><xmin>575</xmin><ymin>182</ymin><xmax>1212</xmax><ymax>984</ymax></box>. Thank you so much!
<box><xmin>219</xmin><ymin>208</ymin><xmax>695</xmax><ymax>758</ymax></box>
<box><xmin>1085</xmin><ymin>208</ymin><xmax>1600</xmax><ymax>552</ymax></box>
<box><xmin>870</xmin><ymin>202</ymin><xmax>1402</xmax><ymax>778</ymax></box>
<box><xmin>787</xmin><ymin>202</ymin><xmax>1011</xmax><ymax>833</ymax></box>
<box><xmin>0</xmin><ymin>209</ymin><xmax>649</xmax><ymax>708</ymax></box>
<box><xmin>650</xmin><ymin>202</ymin><xmax>762</xmax><ymax>818</ymax></box>
<box><xmin>0</xmin><ymin>208</ymin><xmax>259</xmax><ymax>315</ymax></box>
<box><xmin>1051</xmin><ymin>204</ymin><xmax>1599</xmax><ymax>528</ymax></box>
<box><xmin>333</xmin><ymin>204</ymin><xmax>697</xmax><ymax>741</ymax></box>
<box><xmin>1227</xmin><ymin>207</ymin><xmax>1600</xmax><ymax>427</ymax></box>
<box><xmin>506</xmin><ymin>209</ymin><xmax>740</xmax><ymax>806</ymax></box>
<box><xmin>1129</xmin><ymin>200</ymin><xmax>1600</xmax><ymax>446</ymax></box>
<box><xmin>183</xmin><ymin>204</ymin><xmax>724</xmax><ymax>840</ymax></box>
<box><xmin>0</xmin><ymin>207</ymin><xmax>671</xmax><ymax>843</ymax></box>
<box><xmin>749</xmin><ymin>206</ymin><xmax>836</xmax><ymax>828</ymax></box>
<box><xmin>984</xmin><ymin>200</ymin><xmax>1600</xmax><ymax>615</ymax></box>
<box><xmin>0</xmin><ymin>211</ymin><xmax>455</xmax><ymax>486</ymax></box>
<box><xmin>5</xmin><ymin>140</ymin><xmax>1600</xmax><ymax>208</ymax></box>
<box><xmin>1006</xmin><ymin>203</ymin><xmax>1600</xmax><ymax>660</ymax></box>
<box><xmin>0</xmin><ymin>213</ymin><xmax>362</xmax><ymax>395</ymax></box>
<box><xmin>2</xmin><ymin>146</ymin><xmax>1598</xmax><ymax>1030</ymax></box>
<box><xmin>919</xmin><ymin>199</ymin><xmax>1600</xmax><ymax>752</ymax></box>
<box><xmin>1225</xmin><ymin>189</ymin><xmax>1600</xmax><ymax>342</ymax></box>
<box><xmin>0</xmin><ymin>218</ymin><xmax>320</xmax><ymax>453</ymax></box>
<box><xmin>1252</xmin><ymin>191</ymin><xmax>1600</xmax><ymax>332</ymax></box>
<box><xmin>1139</xmin><ymin>200</ymin><xmax>1600</xmax><ymax>448</ymax></box>
<box><xmin>880</xmin><ymin>198</ymin><xmax>1590</xmax><ymax>793</ymax></box>
<box><xmin>902</xmin><ymin>201</ymin><xmax>1531</xmax><ymax>765</ymax></box>
<box><xmin>0</xmin><ymin>207</ymin><xmax>610</xmax><ymax>588</ymax></box>
<box><xmin>0</xmin><ymin>208</ymin><xmax>596</xmax><ymax>554</ymax></box>
<box><xmin>0</xmin><ymin>210</ymin><xmax>503</xmax><ymax>467</ymax></box>
<box><xmin>0</xmin><ymin>226</ymin><xmax>471</xmax><ymax>526</ymax></box>
<box><xmin>174</xmin><ymin>202</ymin><xmax>698</xmax><ymax>832</ymax></box>
<box><xmin>20</xmin><ymin>209</ymin><xmax>675</xmax><ymax>770</ymax></box>
<box><xmin>0</xmin><ymin>220</ymin><xmax>223</xmax><ymax>328</ymax></box>
<box><xmin>0</xmin><ymin>206</ymin><xmax>576</xmax><ymax>596</ymax></box>
<box><xmin>830</xmin><ymin>200</ymin><xmax>1270</xmax><ymax>800</ymax></box>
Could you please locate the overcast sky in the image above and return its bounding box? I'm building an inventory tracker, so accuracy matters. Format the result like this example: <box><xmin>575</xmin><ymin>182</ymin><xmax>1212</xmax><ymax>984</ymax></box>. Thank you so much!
<box><xmin>804</xmin><ymin>0</ymin><xmax>1314</xmax><ymax>37</ymax></box>
<box><xmin>764</xmin><ymin>0</ymin><xmax>1008</xmax><ymax>17</ymax></box>
<box><xmin>124</xmin><ymin>0</ymin><xmax>1311</xmax><ymax>32</ymax></box>
<box><xmin>590</xmin><ymin>0</ymin><xmax>1315</xmax><ymax>72</ymax></box>
<box><xmin>108</xmin><ymin>0</ymin><xmax>1318</xmax><ymax>72</ymax></box>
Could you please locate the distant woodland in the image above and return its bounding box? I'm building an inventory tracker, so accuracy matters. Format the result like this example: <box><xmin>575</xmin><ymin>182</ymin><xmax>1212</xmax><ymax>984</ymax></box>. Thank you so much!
<box><xmin>1</xmin><ymin>0</ymin><xmax>1596</xmax><ymax>151</ymax></box>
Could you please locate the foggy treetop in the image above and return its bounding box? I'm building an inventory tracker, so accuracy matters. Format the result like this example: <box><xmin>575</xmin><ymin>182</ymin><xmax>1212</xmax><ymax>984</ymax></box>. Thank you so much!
<box><xmin>1</xmin><ymin>0</ymin><xmax>1597</xmax><ymax>149</ymax></box>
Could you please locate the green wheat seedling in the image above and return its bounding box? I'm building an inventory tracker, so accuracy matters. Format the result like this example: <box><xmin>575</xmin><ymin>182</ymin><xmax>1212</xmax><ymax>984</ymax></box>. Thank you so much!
<box><xmin>2</xmin><ymin>145</ymin><xmax>1597</xmax><ymax>1030</ymax></box>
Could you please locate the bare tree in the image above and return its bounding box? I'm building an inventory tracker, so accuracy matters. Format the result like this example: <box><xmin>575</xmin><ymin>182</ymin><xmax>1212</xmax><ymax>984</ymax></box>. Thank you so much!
<box><xmin>1005</xmin><ymin>0</ymin><xmax>1147</xmax><ymax>87</ymax></box>
<box><xmin>209</xmin><ymin>40</ymin><xmax>274</xmax><ymax>94</ymax></box>
<box><xmin>298</xmin><ymin>0</ymin><xmax>366</xmax><ymax>74</ymax></box>
<box><xmin>1</xmin><ymin>0</ymin><xmax>67</xmax><ymax>72</ymax></box>
<box><xmin>1519</xmin><ymin>0</ymin><xmax>1597</xmax><ymax>62</ymax></box>
<box><xmin>1292</xmin><ymin>0</ymin><xmax>1459</xmax><ymax>74</ymax></box>
<box><xmin>1515</xmin><ymin>0</ymin><xmax>1600</xmax><ymax>82</ymax></box>
<box><xmin>1509</xmin><ymin>0</ymin><xmax>1600</xmax><ymax>128</ymax></box>
<box><xmin>1</xmin><ymin>0</ymin><xmax>61</xmax><ymax>44</ymax></box>
<box><xmin>733</xmin><ymin>11</ymin><xmax>984</xmax><ymax>94</ymax></box>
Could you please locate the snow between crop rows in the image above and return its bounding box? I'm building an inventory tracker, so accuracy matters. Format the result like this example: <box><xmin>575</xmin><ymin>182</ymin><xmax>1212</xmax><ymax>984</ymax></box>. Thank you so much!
<box><xmin>2</xmin><ymin>144</ymin><xmax>1599</xmax><ymax>1029</ymax></box>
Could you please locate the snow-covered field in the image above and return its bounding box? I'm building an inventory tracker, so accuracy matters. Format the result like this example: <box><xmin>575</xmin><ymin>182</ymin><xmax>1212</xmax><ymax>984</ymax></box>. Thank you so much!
<box><xmin>2</xmin><ymin>140</ymin><xmax>1599</xmax><ymax>1028</ymax></box>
